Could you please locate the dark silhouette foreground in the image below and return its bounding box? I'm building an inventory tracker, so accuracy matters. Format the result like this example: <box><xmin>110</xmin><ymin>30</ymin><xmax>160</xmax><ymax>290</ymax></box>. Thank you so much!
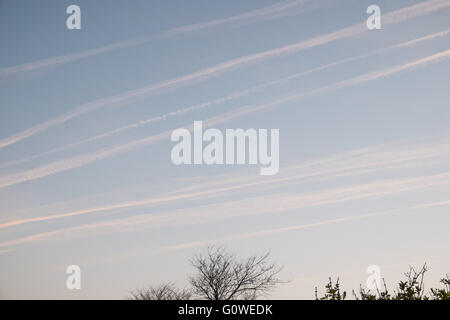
<box><xmin>130</xmin><ymin>245</ymin><xmax>282</xmax><ymax>300</ymax></box>
<box><xmin>315</xmin><ymin>263</ymin><xmax>450</xmax><ymax>300</ymax></box>
<box><xmin>130</xmin><ymin>247</ymin><xmax>449</xmax><ymax>300</ymax></box>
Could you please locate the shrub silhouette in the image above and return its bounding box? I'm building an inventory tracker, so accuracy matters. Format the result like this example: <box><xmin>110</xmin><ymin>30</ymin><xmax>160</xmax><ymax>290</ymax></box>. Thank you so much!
<box><xmin>316</xmin><ymin>263</ymin><xmax>450</xmax><ymax>300</ymax></box>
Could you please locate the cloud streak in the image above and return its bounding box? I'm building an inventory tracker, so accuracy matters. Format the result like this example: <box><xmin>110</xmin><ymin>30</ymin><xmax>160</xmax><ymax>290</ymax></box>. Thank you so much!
<box><xmin>160</xmin><ymin>0</ymin><xmax>316</xmax><ymax>37</ymax></box>
<box><xmin>0</xmin><ymin>0</ymin><xmax>318</xmax><ymax>79</ymax></box>
<box><xmin>1</xmin><ymin>137</ymin><xmax>450</xmax><ymax>230</ymax></box>
<box><xmin>2</xmin><ymin>186</ymin><xmax>450</xmax><ymax>250</ymax></box>
<box><xmin>46</xmin><ymin>172</ymin><xmax>450</xmax><ymax>236</ymax></box>
<box><xmin>2</xmin><ymin>28</ymin><xmax>448</xmax><ymax>170</ymax></box>
<box><xmin>0</xmin><ymin>248</ymin><xmax>15</xmax><ymax>255</ymax></box>
<box><xmin>164</xmin><ymin>199</ymin><xmax>450</xmax><ymax>251</ymax></box>
<box><xmin>0</xmin><ymin>0</ymin><xmax>448</xmax><ymax>149</ymax></box>
<box><xmin>0</xmin><ymin>48</ymin><xmax>449</xmax><ymax>190</ymax></box>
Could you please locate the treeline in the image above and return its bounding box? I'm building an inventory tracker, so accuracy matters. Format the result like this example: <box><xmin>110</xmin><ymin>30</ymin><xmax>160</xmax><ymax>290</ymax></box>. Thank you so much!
<box><xmin>315</xmin><ymin>264</ymin><xmax>450</xmax><ymax>300</ymax></box>
<box><xmin>129</xmin><ymin>246</ymin><xmax>449</xmax><ymax>300</ymax></box>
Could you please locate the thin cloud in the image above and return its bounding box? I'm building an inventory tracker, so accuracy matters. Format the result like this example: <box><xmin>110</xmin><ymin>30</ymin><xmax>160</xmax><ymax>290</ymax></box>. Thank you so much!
<box><xmin>0</xmin><ymin>37</ymin><xmax>151</xmax><ymax>78</ymax></box>
<box><xmin>0</xmin><ymin>49</ymin><xmax>449</xmax><ymax>190</ymax></box>
<box><xmin>227</xmin><ymin>48</ymin><xmax>450</xmax><ymax>116</ymax></box>
<box><xmin>2</xmin><ymin>28</ymin><xmax>448</xmax><ymax>170</ymax></box>
<box><xmin>164</xmin><ymin>199</ymin><xmax>450</xmax><ymax>251</ymax></box>
<box><xmin>160</xmin><ymin>0</ymin><xmax>314</xmax><ymax>37</ymax></box>
<box><xmin>0</xmin><ymin>248</ymin><xmax>15</xmax><ymax>255</ymax></box>
<box><xmin>46</xmin><ymin>173</ymin><xmax>450</xmax><ymax>236</ymax></box>
<box><xmin>0</xmin><ymin>0</ymin><xmax>316</xmax><ymax>79</ymax></box>
<box><xmin>2</xmin><ymin>188</ymin><xmax>450</xmax><ymax>250</ymax></box>
<box><xmin>0</xmin><ymin>0</ymin><xmax>448</xmax><ymax>149</ymax></box>
<box><xmin>1</xmin><ymin>137</ymin><xmax>450</xmax><ymax>230</ymax></box>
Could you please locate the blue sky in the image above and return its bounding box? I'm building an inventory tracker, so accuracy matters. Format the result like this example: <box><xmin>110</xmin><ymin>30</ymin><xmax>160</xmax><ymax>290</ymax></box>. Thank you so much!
<box><xmin>0</xmin><ymin>0</ymin><xmax>450</xmax><ymax>299</ymax></box>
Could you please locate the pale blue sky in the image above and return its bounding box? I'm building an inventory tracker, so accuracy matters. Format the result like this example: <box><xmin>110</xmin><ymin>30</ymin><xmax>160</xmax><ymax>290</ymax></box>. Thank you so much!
<box><xmin>0</xmin><ymin>0</ymin><xmax>450</xmax><ymax>299</ymax></box>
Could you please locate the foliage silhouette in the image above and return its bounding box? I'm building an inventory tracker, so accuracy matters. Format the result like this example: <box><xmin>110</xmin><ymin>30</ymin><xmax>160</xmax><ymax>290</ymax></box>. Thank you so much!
<box><xmin>317</xmin><ymin>263</ymin><xmax>450</xmax><ymax>300</ymax></box>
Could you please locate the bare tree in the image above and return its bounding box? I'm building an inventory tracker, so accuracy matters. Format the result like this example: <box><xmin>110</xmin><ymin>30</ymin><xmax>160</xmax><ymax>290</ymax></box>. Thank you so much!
<box><xmin>189</xmin><ymin>245</ymin><xmax>283</xmax><ymax>300</ymax></box>
<box><xmin>129</xmin><ymin>282</ymin><xmax>192</xmax><ymax>300</ymax></box>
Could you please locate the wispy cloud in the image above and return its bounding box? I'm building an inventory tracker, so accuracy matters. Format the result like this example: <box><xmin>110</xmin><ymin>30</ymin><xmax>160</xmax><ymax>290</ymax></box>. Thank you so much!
<box><xmin>0</xmin><ymin>0</ymin><xmax>318</xmax><ymax>79</ymax></box>
<box><xmin>160</xmin><ymin>0</ymin><xmax>316</xmax><ymax>37</ymax></box>
<box><xmin>164</xmin><ymin>199</ymin><xmax>450</xmax><ymax>251</ymax></box>
<box><xmin>1</xmin><ymin>137</ymin><xmax>450</xmax><ymax>231</ymax></box>
<box><xmin>0</xmin><ymin>248</ymin><xmax>15</xmax><ymax>255</ymax></box>
<box><xmin>23</xmin><ymin>201</ymin><xmax>450</xmax><ymax>273</ymax></box>
<box><xmin>3</xmin><ymin>28</ymin><xmax>448</xmax><ymax>170</ymax></box>
<box><xmin>224</xmin><ymin>48</ymin><xmax>450</xmax><ymax>116</ymax></box>
<box><xmin>47</xmin><ymin>172</ymin><xmax>450</xmax><ymax>236</ymax></box>
<box><xmin>2</xmin><ymin>189</ymin><xmax>450</xmax><ymax>250</ymax></box>
<box><xmin>0</xmin><ymin>49</ymin><xmax>449</xmax><ymax>190</ymax></box>
<box><xmin>0</xmin><ymin>0</ymin><xmax>448</xmax><ymax>149</ymax></box>
<box><xmin>0</xmin><ymin>37</ymin><xmax>151</xmax><ymax>78</ymax></box>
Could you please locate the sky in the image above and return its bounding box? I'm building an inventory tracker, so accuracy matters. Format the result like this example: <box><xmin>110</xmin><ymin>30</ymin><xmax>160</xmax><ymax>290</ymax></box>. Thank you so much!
<box><xmin>0</xmin><ymin>0</ymin><xmax>449</xmax><ymax>299</ymax></box>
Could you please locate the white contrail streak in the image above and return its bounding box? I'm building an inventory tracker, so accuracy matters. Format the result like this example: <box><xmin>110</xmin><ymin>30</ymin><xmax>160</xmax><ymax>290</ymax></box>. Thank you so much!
<box><xmin>0</xmin><ymin>0</ymin><xmax>448</xmax><ymax>149</ymax></box>
<box><xmin>0</xmin><ymin>0</ymin><xmax>315</xmax><ymax>78</ymax></box>
<box><xmin>160</xmin><ymin>0</ymin><xmax>314</xmax><ymax>37</ymax></box>
<box><xmin>0</xmin><ymin>49</ymin><xmax>449</xmax><ymax>190</ymax></box>
<box><xmin>2</xmin><ymin>196</ymin><xmax>450</xmax><ymax>250</ymax></box>
<box><xmin>164</xmin><ymin>200</ymin><xmax>450</xmax><ymax>251</ymax></box>
<box><xmin>230</xmin><ymin>48</ymin><xmax>450</xmax><ymax>116</ymax></box>
<box><xmin>1</xmin><ymin>137</ymin><xmax>449</xmax><ymax>230</ymax></box>
<box><xmin>0</xmin><ymin>37</ymin><xmax>151</xmax><ymax>78</ymax></box>
<box><xmin>38</xmin><ymin>173</ymin><xmax>450</xmax><ymax>236</ymax></box>
<box><xmin>2</xmin><ymin>28</ymin><xmax>448</xmax><ymax>170</ymax></box>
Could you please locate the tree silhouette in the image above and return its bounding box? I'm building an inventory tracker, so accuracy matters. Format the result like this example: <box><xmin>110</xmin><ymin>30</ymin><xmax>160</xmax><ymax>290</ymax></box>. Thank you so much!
<box><xmin>129</xmin><ymin>282</ymin><xmax>192</xmax><ymax>300</ymax></box>
<box><xmin>128</xmin><ymin>250</ymin><xmax>450</xmax><ymax>300</ymax></box>
<box><xmin>189</xmin><ymin>245</ymin><xmax>283</xmax><ymax>300</ymax></box>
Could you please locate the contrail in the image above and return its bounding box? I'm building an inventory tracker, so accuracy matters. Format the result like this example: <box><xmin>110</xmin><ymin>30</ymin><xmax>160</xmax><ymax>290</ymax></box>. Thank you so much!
<box><xmin>0</xmin><ymin>0</ymin><xmax>316</xmax><ymax>78</ymax></box>
<box><xmin>167</xmin><ymin>139</ymin><xmax>450</xmax><ymax>196</ymax></box>
<box><xmin>2</xmin><ymin>195</ymin><xmax>450</xmax><ymax>250</ymax></box>
<box><xmin>0</xmin><ymin>0</ymin><xmax>448</xmax><ymax>149</ymax></box>
<box><xmin>0</xmin><ymin>37</ymin><xmax>151</xmax><ymax>78</ymax></box>
<box><xmin>2</xmin><ymin>28</ymin><xmax>448</xmax><ymax>170</ymax></box>
<box><xmin>160</xmin><ymin>0</ymin><xmax>316</xmax><ymax>37</ymax></box>
<box><xmin>0</xmin><ymin>48</ymin><xmax>449</xmax><ymax>190</ymax></box>
<box><xmin>1</xmin><ymin>137</ymin><xmax>449</xmax><ymax>230</ymax></box>
<box><xmin>0</xmin><ymin>248</ymin><xmax>14</xmax><ymax>255</ymax></box>
<box><xmin>164</xmin><ymin>200</ymin><xmax>450</xmax><ymax>251</ymax></box>
<box><xmin>41</xmin><ymin>173</ymin><xmax>450</xmax><ymax>236</ymax></box>
<box><xmin>229</xmin><ymin>48</ymin><xmax>450</xmax><ymax>116</ymax></box>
